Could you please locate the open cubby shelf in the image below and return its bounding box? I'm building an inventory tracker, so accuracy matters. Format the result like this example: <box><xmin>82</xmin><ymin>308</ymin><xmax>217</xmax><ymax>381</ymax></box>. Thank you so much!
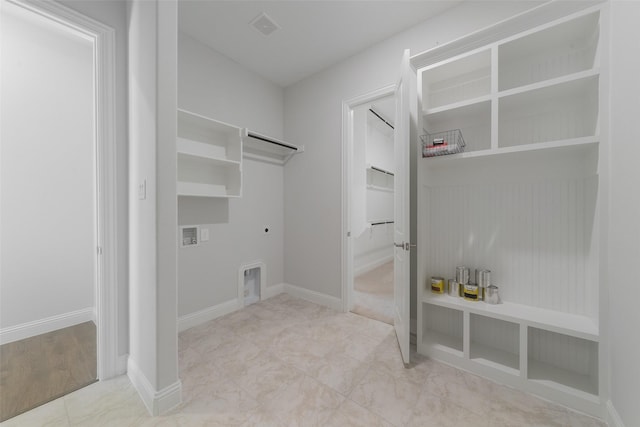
<box><xmin>416</xmin><ymin>4</ymin><xmax>605</xmax><ymax>417</ymax></box>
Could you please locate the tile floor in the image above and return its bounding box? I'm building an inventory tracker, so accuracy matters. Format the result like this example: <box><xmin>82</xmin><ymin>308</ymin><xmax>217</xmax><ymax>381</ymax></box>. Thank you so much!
<box><xmin>1</xmin><ymin>294</ymin><xmax>607</xmax><ymax>426</ymax></box>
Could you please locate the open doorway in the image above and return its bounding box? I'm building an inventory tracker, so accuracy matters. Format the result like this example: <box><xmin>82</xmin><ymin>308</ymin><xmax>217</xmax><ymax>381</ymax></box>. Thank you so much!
<box><xmin>343</xmin><ymin>90</ymin><xmax>396</xmax><ymax>325</ymax></box>
<box><xmin>0</xmin><ymin>0</ymin><xmax>118</xmax><ymax>420</ymax></box>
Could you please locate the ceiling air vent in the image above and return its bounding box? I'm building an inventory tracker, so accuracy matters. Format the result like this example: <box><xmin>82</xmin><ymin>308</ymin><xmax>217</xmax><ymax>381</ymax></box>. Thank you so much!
<box><xmin>250</xmin><ymin>12</ymin><xmax>280</xmax><ymax>37</ymax></box>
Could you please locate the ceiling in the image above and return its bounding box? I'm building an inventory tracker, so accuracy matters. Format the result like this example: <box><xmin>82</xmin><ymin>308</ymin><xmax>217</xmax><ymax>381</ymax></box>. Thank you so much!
<box><xmin>178</xmin><ymin>1</ymin><xmax>462</xmax><ymax>87</ymax></box>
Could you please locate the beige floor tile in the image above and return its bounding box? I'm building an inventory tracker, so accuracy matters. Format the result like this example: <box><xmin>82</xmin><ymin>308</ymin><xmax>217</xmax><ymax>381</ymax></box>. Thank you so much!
<box><xmin>350</xmin><ymin>365</ymin><xmax>421</xmax><ymax>426</ymax></box>
<box><xmin>262</xmin><ymin>374</ymin><xmax>344</xmax><ymax>427</ymax></box>
<box><xmin>407</xmin><ymin>392</ymin><xmax>485</xmax><ymax>427</ymax></box>
<box><xmin>325</xmin><ymin>399</ymin><xmax>394</xmax><ymax>427</ymax></box>
<box><xmin>303</xmin><ymin>352</ymin><xmax>370</xmax><ymax>396</ymax></box>
<box><xmin>0</xmin><ymin>398</ymin><xmax>69</xmax><ymax>427</ymax></box>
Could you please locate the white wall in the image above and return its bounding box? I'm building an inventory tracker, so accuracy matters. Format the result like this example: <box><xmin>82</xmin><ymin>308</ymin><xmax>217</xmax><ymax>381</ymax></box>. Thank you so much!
<box><xmin>1</xmin><ymin>3</ymin><xmax>94</xmax><ymax>333</ymax></box>
<box><xmin>127</xmin><ymin>0</ymin><xmax>180</xmax><ymax>413</ymax></box>
<box><xmin>283</xmin><ymin>2</ymin><xmax>541</xmax><ymax>322</ymax></box>
<box><xmin>177</xmin><ymin>33</ymin><xmax>285</xmax><ymax>317</ymax></box>
<box><xmin>59</xmin><ymin>0</ymin><xmax>130</xmax><ymax>360</ymax></box>
<box><xmin>608</xmin><ymin>2</ymin><xmax>640</xmax><ymax>426</ymax></box>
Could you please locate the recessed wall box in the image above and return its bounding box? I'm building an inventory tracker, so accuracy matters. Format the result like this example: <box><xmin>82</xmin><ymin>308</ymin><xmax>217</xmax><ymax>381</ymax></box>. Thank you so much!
<box><xmin>180</xmin><ymin>225</ymin><xmax>199</xmax><ymax>247</ymax></box>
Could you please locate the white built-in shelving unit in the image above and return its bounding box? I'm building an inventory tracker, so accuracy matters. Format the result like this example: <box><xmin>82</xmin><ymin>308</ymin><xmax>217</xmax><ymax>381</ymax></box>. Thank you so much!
<box><xmin>415</xmin><ymin>3</ymin><xmax>607</xmax><ymax>418</ymax></box>
<box><xmin>177</xmin><ymin>109</ymin><xmax>243</xmax><ymax>198</ymax></box>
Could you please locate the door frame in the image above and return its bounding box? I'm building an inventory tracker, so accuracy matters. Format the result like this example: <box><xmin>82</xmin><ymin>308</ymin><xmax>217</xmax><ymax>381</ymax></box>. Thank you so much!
<box><xmin>4</xmin><ymin>0</ymin><xmax>119</xmax><ymax>380</ymax></box>
<box><xmin>341</xmin><ymin>84</ymin><xmax>396</xmax><ymax>313</ymax></box>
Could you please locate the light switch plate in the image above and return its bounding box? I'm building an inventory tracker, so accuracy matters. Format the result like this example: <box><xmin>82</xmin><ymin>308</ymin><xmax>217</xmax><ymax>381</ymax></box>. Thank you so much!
<box><xmin>201</xmin><ymin>228</ymin><xmax>209</xmax><ymax>242</ymax></box>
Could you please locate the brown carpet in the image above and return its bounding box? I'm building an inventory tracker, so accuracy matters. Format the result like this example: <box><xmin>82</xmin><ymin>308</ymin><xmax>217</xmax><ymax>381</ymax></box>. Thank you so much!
<box><xmin>0</xmin><ymin>321</ymin><xmax>97</xmax><ymax>422</ymax></box>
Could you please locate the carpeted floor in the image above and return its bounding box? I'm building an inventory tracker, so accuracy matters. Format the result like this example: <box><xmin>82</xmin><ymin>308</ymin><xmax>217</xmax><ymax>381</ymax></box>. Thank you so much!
<box><xmin>0</xmin><ymin>321</ymin><xmax>97</xmax><ymax>422</ymax></box>
<box><xmin>352</xmin><ymin>261</ymin><xmax>394</xmax><ymax>324</ymax></box>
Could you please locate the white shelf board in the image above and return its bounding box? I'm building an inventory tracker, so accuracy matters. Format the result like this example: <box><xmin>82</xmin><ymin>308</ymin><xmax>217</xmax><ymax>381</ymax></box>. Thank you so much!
<box><xmin>498</xmin><ymin>68</ymin><xmax>599</xmax><ymax>100</ymax></box>
<box><xmin>177</xmin><ymin>108</ymin><xmax>240</xmax><ymax>134</ymax></box>
<box><xmin>177</xmin><ymin>143</ymin><xmax>240</xmax><ymax>167</ymax></box>
<box><xmin>422</xmin><ymin>136</ymin><xmax>598</xmax><ymax>164</ymax></box>
<box><xmin>423</xmin><ymin>294</ymin><xmax>598</xmax><ymax>341</ymax></box>
<box><xmin>528</xmin><ymin>359</ymin><xmax>599</xmax><ymax>398</ymax></box>
<box><xmin>177</xmin><ymin>182</ymin><xmax>239</xmax><ymax>198</ymax></box>
<box><xmin>423</xmin><ymin>329</ymin><xmax>464</xmax><ymax>356</ymax></box>
<box><xmin>470</xmin><ymin>342</ymin><xmax>520</xmax><ymax>375</ymax></box>
<box><xmin>423</xmin><ymin>94</ymin><xmax>492</xmax><ymax>116</ymax></box>
<box><xmin>366</xmin><ymin>184</ymin><xmax>394</xmax><ymax>193</ymax></box>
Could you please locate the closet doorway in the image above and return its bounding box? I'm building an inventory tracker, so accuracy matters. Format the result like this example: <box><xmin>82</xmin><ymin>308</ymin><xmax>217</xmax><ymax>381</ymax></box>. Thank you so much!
<box><xmin>343</xmin><ymin>90</ymin><xmax>397</xmax><ymax>325</ymax></box>
<box><xmin>0</xmin><ymin>0</ymin><xmax>118</xmax><ymax>420</ymax></box>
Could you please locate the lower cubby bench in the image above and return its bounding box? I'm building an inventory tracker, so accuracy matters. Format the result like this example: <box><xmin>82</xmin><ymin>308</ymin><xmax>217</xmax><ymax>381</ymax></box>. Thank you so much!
<box><xmin>418</xmin><ymin>297</ymin><xmax>601</xmax><ymax>417</ymax></box>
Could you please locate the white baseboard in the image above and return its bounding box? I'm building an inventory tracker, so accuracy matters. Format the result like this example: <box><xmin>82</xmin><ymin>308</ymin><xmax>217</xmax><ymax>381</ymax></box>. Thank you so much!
<box><xmin>606</xmin><ymin>400</ymin><xmax>626</xmax><ymax>427</ymax></box>
<box><xmin>283</xmin><ymin>283</ymin><xmax>343</xmax><ymax>311</ymax></box>
<box><xmin>127</xmin><ymin>357</ymin><xmax>182</xmax><ymax>416</ymax></box>
<box><xmin>354</xmin><ymin>254</ymin><xmax>393</xmax><ymax>277</ymax></box>
<box><xmin>117</xmin><ymin>354</ymin><xmax>129</xmax><ymax>376</ymax></box>
<box><xmin>178</xmin><ymin>299</ymin><xmax>238</xmax><ymax>332</ymax></box>
<box><xmin>0</xmin><ymin>307</ymin><xmax>95</xmax><ymax>345</ymax></box>
<box><xmin>262</xmin><ymin>283</ymin><xmax>284</xmax><ymax>299</ymax></box>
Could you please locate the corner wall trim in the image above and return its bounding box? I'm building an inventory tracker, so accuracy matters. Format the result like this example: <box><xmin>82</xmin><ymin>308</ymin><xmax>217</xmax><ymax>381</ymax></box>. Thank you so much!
<box><xmin>0</xmin><ymin>307</ymin><xmax>95</xmax><ymax>345</ymax></box>
<box><xmin>262</xmin><ymin>283</ymin><xmax>285</xmax><ymax>300</ymax></box>
<box><xmin>283</xmin><ymin>283</ymin><xmax>343</xmax><ymax>311</ymax></box>
<box><xmin>177</xmin><ymin>299</ymin><xmax>238</xmax><ymax>332</ymax></box>
<box><xmin>606</xmin><ymin>400</ymin><xmax>626</xmax><ymax>427</ymax></box>
<box><xmin>127</xmin><ymin>358</ymin><xmax>182</xmax><ymax>416</ymax></box>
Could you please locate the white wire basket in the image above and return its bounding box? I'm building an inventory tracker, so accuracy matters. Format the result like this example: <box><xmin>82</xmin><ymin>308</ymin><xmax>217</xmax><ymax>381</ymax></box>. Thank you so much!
<box><xmin>421</xmin><ymin>129</ymin><xmax>466</xmax><ymax>157</ymax></box>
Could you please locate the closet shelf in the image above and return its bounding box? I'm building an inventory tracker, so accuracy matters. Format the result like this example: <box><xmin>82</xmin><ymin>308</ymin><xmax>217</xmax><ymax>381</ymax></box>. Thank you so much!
<box><xmin>366</xmin><ymin>184</ymin><xmax>394</xmax><ymax>193</ymax></box>
<box><xmin>177</xmin><ymin>149</ymin><xmax>241</xmax><ymax>167</ymax></box>
<box><xmin>470</xmin><ymin>343</ymin><xmax>520</xmax><ymax>376</ymax></box>
<box><xmin>498</xmin><ymin>68</ymin><xmax>599</xmax><ymax>100</ymax></box>
<box><xmin>422</xmin><ymin>136</ymin><xmax>598</xmax><ymax>163</ymax></box>
<box><xmin>423</xmin><ymin>94</ymin><xmax>492</xmax><ymax>116</ymax></box>
<box><xmin>242</xmin><ymin>129</ymin><xmax>303</xmax><ymax>165</ymax></box>
<box><xmin>367</xmin><ymin>165</ymin><xmax>394</xmax><ymax>176</ymax></box>
<box><xmin>177</xmin><ymin>182</ymin><xmax>241</xmax><ymax>198</ymax></box>
<box><xmin>422</xmin><ymin>293</ymin><xmax>598</xmax><ymax>341</ymax></box>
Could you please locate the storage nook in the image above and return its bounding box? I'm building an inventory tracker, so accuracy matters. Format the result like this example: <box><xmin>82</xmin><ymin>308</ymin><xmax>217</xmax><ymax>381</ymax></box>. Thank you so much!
<box><xmin>415</xmin><ymin>4</ymin><xmax>606</xmax><ymax>417</ymax></box>
<box><xmin>177</xmin><ymin>109</ymin><xmax>243</xmax><ymax>198</ymax></box>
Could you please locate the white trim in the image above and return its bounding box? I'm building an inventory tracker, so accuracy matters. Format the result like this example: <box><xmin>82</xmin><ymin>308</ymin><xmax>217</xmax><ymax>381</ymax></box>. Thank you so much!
<box><xmin>263</xmin><ymin>283</ymin><xmax>285</xmax><ymax>300</ymax></box>
<box><xmin>128</xmin><ymin>358</ymin><xmax>182</xmax><ymax>416</ymax></box>
<box><xmin>117</xmin><ymin>354</ymin><xmax>129</xmax><ymax>376</ymax></box>
<box><xmin>0</xmin><ymin>308</ymin><xmax>95</xmax><ymax>345</ymax></box>
<box><xmin>177</xmin><ymin>299</ymin><xmax>238</xmax><ymax>332</ymax></box>
<box><xmin>341</xmin><ymin>85</ymin><xmax>398</xmax><ymax>314</ymax></box>
<box><xmin>5</xmin><ymin>0</ymin><xmax>120</xmax><ymax>381</ymax></box>
<box><xmin>606</xmin><ymin>400</ymin><xmax>626</xmax><ymax>427</ymax></box>
<box><xmin>238</xmin><ymin>260</ymin><xmax>267</xmax><ymax>307</ymax></box>
<box><xmin>284</xmin><ymin>283</ymin><xmax>343</xmax><ymax>312</ymax></box>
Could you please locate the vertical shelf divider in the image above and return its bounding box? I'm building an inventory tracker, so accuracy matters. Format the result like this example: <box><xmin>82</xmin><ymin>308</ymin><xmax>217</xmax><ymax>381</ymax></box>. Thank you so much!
<box><xmin>463</xmin><ymin>310</ymin><xmax>471</xmax><ymax>359</ymax></box>
<box><xmin>520</xmin><ymin>323</ymin><xmax>528</xmax><ymax>379</ymax></box>
<box><xmin>490</xmin><ymin>45</ymin><xmax>499</xmax><ymax>150</ymax></box>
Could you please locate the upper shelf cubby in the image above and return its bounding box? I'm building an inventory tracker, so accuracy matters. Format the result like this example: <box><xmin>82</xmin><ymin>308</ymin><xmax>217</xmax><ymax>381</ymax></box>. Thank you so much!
<box><xmin>499</xmin><ymin>12</ymin><xmax>599</xmax><ymax>91</ymax></box>
<box><xmin>177</xmin><ymin>109</ymin><xmax>242</xmax><ymax>163</ymax></box>
<box><xmin>422</xmin><ymin>49</ymin><xmax>491</xmax><ymax>111</ymax></box>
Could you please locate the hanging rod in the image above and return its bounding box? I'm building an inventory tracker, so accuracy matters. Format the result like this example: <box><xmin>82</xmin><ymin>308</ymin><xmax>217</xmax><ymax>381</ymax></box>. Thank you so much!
<box><xmin>371</xmin><ymin>221</ymin><xmax>394</xmax><ymax>226</ymax></box>
<box><xmin>370</xmin><ymin>166</ymin><xmax>394</xmax><ymax>176</ymax></box>
<box><xmin>246</xmin><ymin>131</ymin><xmax>299</xmax><ymax>151</ymax></box>
<box><xmin>369</xmin><ymin>108</ymin><xmax>394</xmax><ymax>130</ymax></box>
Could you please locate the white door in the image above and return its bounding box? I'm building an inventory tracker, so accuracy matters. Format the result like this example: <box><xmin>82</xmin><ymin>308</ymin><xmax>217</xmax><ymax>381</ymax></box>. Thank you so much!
<box><xmin>393</xmin><ymin>50</ymin><xmax>412</xmax><ymax>364</ymax></box>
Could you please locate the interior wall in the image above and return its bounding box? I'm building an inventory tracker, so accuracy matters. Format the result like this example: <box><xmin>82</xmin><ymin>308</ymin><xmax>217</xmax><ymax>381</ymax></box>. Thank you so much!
<box><xmin>1</xmin><ymin>3</ymin><xmax>94</xmax><ymax>330</ymax></box>
<box><xmin>608</xmin><ymin>2</ymin><xmax>640</xmax><ymax>425</ymax></box>
<box><xmin>127</xmin><ymin>0</ymin><xmax>180</xmax><ymax>401</ymax></box>
<box><xmin>59</xmin><ymin>0</ymin><xmax>130</xmax><ymax>361</ymax></box>
<box><xmin>282</xmin><ymin>2</ymin><xmax>541</xmax><ymax>321</ymax></box>
<box><xmin>177</xmin><ymin>33</ymin><xmax>285</xmax><ymax>317</ymax></box>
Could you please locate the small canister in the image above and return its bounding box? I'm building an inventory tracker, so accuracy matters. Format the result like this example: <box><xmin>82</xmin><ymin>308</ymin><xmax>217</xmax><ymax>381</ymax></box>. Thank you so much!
<box><xmin>463</xmin><ymin>283</ymin><xmax>480</xmax><ymax>301</ymax></box>
<box><xmin>477</xmin><ymin>269</ymin><xmax>491</xmax><ymax>301</ymax></box>
<box><xmin>456</xmin><ymin>266</ymin><xmax>469</xmax><ymax>285</ymax></box>
<box><xmin>485</xmin><ymin>285</ymin><xmax>501</xmax><ymax>304</ymax></box>
<box><xmin>448</xmin><ymin>279</ymin><xmax>459</xmax><ymax>297</ymax></box>
<box><xmin>430</xmin><ymin>277</ymin><xmax>445</xmax><ymax>294</ymax></box>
